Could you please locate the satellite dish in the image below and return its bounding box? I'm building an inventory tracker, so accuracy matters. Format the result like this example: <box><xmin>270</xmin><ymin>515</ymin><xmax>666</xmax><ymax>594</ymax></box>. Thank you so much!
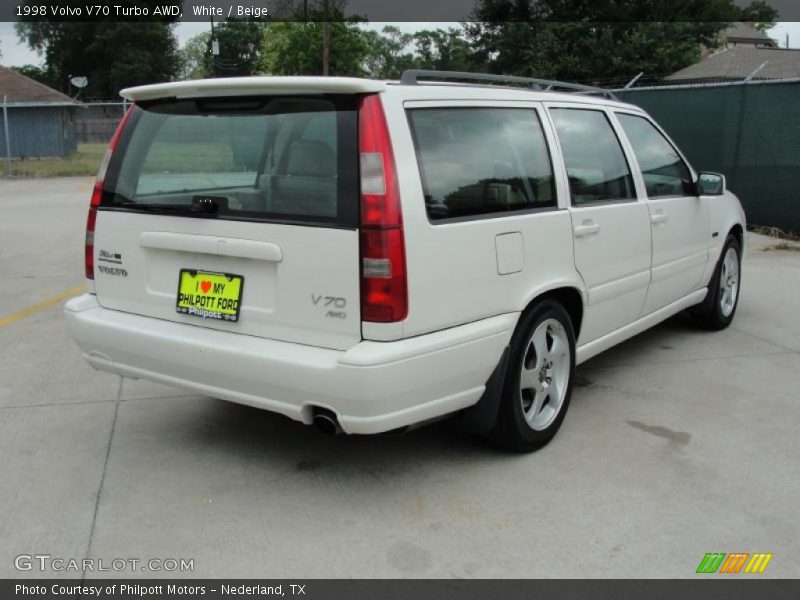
<box><xmin>69</xmin><ymin>76</ymin><xmax>88</xmax><ymax>88</ymax></box>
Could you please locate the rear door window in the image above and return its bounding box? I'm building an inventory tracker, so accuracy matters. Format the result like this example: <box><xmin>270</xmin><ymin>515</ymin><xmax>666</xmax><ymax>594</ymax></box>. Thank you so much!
<box><xmin>407</xmin><ymin>107</ymin><xmax>556</xmax><ymax>221</ymax></box>
<box><xmin>549</xmin><ymin>108</ymin><xmax>636</xmax><ymax>205</ymax></box>
<box><xmin>103</xmin><ymin>96</ymin><xmax>358</xmax><ymax>227</ymax></box>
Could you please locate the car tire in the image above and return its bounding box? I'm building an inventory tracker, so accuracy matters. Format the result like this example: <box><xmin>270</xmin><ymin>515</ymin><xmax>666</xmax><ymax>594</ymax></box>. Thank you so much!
<box><xmin>491</xmin><ymin>299</ymin><xmax>576</xmax><ymax>452</ymax></box>
<box><xmin>690</xmin><ymin>234</ymin><xmax>741</xmax><ymax>331</ymax></box>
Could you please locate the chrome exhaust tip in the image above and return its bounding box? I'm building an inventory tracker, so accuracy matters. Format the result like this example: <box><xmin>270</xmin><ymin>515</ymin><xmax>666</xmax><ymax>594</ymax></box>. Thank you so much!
<box><xmin>312</xmin><ymin>410</ymin><xmax>342</xmax><ymax>435</ymax></box>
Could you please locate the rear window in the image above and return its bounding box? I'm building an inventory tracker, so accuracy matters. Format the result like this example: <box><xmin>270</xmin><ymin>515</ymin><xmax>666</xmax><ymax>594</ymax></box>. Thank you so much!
<box><xmin>408</xmin><ymin>108</ymin><xmax>556</xmax><ymax>222</ymax></box>
<box><xmin>102</xmin><ymin>95</ymin><xmax>358</xmax><ymax>227</ymax></box>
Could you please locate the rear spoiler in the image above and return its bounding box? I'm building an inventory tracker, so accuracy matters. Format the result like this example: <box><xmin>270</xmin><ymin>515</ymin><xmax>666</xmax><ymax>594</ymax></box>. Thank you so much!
<box><xmin>121</xmin><ymin>76</ymin><xmax>386</xmax><ymax>102</ymax></box>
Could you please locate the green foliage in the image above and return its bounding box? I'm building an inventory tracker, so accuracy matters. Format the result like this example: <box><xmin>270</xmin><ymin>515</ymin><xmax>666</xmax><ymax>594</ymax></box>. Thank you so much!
<box><xmin>179</xmin><ymin>32</ymin><xmax>212</xmax><ymax>80</ymax></box>
<box><xmin>5</xmin><ymin>144</ymin><xmax>107</xmax><ymax>178</ymax></box>
<box><xmin>258</xmin><ymin>21</ymin><xmax>368</xmax><ymax>76</ymax></box>
<box><xmin>360</xmin><ymin>26</ymin><xmax>417</xmax><ymax>79</ymax></box>
<box><xmin>465</xmin><ymin>0</ymin><xmax>781</xmax><ymax>82</ymax></box>
<box><xmin>14</xmin><ymin>0</ymin><xmax>780</xmax><ymax>94</ymax></box>
<box><xmin>738</xmin><ymin>0</ymin><xmax>779</xmax><ymax>30</ymax></box>
<box><xmin>464</xmin><ymin>21</ymin><xmax>726</xmax><ymax>82</ymax></box>
<box><xmin>257</xmin><ymin>22</ymin><xmax>481</xmax><ymax>79</ymax></box>
<box><xmin>209</xmin><ymin>20</ymin><xmax>267</xmax><ymax>77</ymax></box>
<box><xmin>15</xmin><ymin>3</ymin><xmax>180</xmax><ymax>97</ymax></box>
<box><xmin>412</xmin><ymin>28</ymin><xmax>476</xmax><ymax>72</ymax></box>
<box><xmin>179</xmin><ymin>21</ymin><xmax>266</xmax><ymax>80</ymax></box>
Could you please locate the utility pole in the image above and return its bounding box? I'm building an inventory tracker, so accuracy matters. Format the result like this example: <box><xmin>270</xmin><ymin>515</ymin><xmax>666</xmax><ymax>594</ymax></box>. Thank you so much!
<box><xmin>210</xmin><ymin>16</ymin><xmax>219</xmax><ymax>77</ymax></box>
<box><xmin>3</xmin><ymin>95</ymin><xmax>12</xmax><ymax>177</ymax></box>
<box><xmin>322</xmin><ymin>0</ymin><xmax>330</xmax><ymax>76</ymax></box>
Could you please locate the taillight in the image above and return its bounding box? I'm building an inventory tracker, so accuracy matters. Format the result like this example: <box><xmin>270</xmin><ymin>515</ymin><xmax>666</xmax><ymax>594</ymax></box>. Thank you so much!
<box><xmin>85</xmin><ymin>104</ymin><xmax>133</xmax><ymax>282</ymax></box>
<box><xmin>358</xmin><ymin>94</ymin><xmax>407</xmax><ymax>323</ymax></box>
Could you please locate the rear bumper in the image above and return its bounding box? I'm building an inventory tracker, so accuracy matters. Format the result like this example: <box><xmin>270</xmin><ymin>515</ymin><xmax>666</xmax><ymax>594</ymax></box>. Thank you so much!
<box><xmin>65</xmin><ymin>294</ymin><xmax>516</xmax><ymax>434</ymax></box>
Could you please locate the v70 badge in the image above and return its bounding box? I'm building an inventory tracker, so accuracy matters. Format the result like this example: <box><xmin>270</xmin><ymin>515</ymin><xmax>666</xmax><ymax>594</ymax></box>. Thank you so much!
<box><xmin>311</xmin><ymin>295</ymin><xmax>347</xmax><ymax>319</ymax></box>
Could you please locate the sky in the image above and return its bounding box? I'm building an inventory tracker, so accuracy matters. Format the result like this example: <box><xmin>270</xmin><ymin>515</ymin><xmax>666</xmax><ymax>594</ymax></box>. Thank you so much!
<box><xmin>1</xmin><ymin>21</ymin><xmax>799</xmax><ymax>68</ymax></box>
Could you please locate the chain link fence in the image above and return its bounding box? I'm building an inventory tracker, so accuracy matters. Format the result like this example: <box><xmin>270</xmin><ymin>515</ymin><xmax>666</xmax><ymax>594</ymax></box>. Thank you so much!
<box><xmin>616</xmin><ymin>78</ymin><xmax>800</xmax><ymax>233</ymax></box>
<box><xmin>75</xmin><ymin>101</ymin><xmax>129</xmax><ymax>144</ymax></box>
<box><xmin>4</xmin><ymin>80</ymin><xmax>800</xmax><ymax>232</ymax></box>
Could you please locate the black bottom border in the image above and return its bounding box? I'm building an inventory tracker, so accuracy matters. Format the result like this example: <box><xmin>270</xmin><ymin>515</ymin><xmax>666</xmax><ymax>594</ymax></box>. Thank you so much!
<box><xmin>3</xmin><ymin>579</ymin><xmax>800</xmax><ymax>600</ymax></box>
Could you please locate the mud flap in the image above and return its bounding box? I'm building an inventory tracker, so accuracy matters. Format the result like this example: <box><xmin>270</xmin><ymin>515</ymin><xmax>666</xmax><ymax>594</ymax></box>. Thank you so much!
<box><xmin>450</xmin><ymin>345</ymin><xmax>510</xmax><ymax>434</ymax></box>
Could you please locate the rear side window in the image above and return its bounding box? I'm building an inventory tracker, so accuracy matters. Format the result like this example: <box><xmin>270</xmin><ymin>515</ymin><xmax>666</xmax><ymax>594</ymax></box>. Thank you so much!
<box><xmin>408</xmin><ymin>108</ymin><xmax>556</xmax><ymax>221</ymax></box>
<box><xmin>617</xmin><ymin>113</ymin><xmax>694</xmax><ymax>198</ymax></box>
<box><xmin>550</xmin><ymin>108</ymin><xmax>636</xmax><ymax>205</ymax></box>
<box><xmin>103</xmin><ymin>96</ymin><xmax>358</xmax><ymax>227</ymax></box>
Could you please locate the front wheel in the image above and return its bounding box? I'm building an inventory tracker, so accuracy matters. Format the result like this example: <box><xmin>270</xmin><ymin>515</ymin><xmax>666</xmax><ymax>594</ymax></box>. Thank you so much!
<box><xmin>690</xmin><ymin>234</ymin><xmax>741</xmax><ymax>330</ymax></box>
<box><xmin>491</xmin><ymin>300</ymin><xmax>576</xmax><ymax>452</ymax></box>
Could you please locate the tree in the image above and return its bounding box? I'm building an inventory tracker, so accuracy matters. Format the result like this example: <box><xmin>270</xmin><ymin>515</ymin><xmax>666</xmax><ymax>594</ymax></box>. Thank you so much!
<box><xmin>16</xmin><ymin>3</ymin><xmax>180</xmax><ymax>98</ymax></box>
<box><xmin>465</xmin><ymin>0</ymin><xmax>779</xmax><ymax>83</ymax></box>
<box><xmin>412</xmin><ymin>28</ymin><xmax>476</xmax><ymax>72</ymax></box>
<box><xmin>738</xmin><ymin>0</ymin><xmax>779</xmax><ymax>31</ymax></box>
<box><xmin>258</xmin><ymin>20</ymin><xmax>368</xmax><ymax>76</ymax></box>
<box><xmin>361</xmin><ymin>26</ymin><xmax>417</xmax><ymax>79</ymax></box>
<box><xmin>178</xmin><ymin>32</ymin><xmax>212</xmax><ymax>80</ymax></box>
<box><xmin>208</xmin><ymin>20</ymin><xmax>267</xmax><ymax>77</ymax></box>
<box><xmin>360</xmin><ymin>26</ymin><xmax>482</xmax><ymax>79</ymax></box>
<box><xmin>469</xmin><ymin>21</ymin><xmax>727</xmax><ymax>83</ymax></box>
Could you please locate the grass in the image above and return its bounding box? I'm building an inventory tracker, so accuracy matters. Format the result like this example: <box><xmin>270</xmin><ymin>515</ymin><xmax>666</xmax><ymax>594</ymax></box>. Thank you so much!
<box><xmin>763</xmin><ymin>242</ymin><xmax>800</xmax><ymax>252</ymax></box>
<box><xmin>141</xmin><ymin>142</ymin><xmax>237</xmax><ymax>173</ymax></box>
<box><xmin>2</xmin><ymin>144</ymin><xmax>106</xmax><ymax>178</ymax></box>
<box><xmin>749</xmin><ymin>224</ymin><xmax>800</xmax><ymax>242</ymax></box>
<box><xmin>1</xmin><ymin>142</ymin><xmax>249</xmax><ymax>179</ymax></box>
<box><xmin>749</xmin><ymin>225</ymin><xmax>800</xmax><ymax>252</ymax></box>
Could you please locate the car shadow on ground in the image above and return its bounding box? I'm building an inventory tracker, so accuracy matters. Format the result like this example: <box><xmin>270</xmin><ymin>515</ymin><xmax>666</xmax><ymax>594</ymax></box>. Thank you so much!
<box><xmin>134</xmin><ymin>312</ymin><xmax>704</xmax><ymax>476</ymax></box>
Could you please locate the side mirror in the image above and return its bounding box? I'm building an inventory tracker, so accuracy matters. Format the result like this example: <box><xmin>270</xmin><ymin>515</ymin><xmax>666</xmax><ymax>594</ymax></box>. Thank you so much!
<box><xmin>697</xmin><ymin>172</ymin><xmax>726</xmax><ymax>196</ymax></box>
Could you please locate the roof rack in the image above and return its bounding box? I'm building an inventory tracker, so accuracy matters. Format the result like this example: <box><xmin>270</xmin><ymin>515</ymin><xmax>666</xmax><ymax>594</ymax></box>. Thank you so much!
<box><xmin>399</xmin><ymin>70</ymin><xmax>619</xmax><ymax>101</ymax></box>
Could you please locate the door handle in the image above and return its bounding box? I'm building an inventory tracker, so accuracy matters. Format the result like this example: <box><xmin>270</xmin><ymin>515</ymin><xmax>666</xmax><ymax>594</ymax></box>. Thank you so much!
<box><xmin>650</xmin><ymin>212</ymin><xmax>669</xmax><ymax>225</ymax></box>
<box><xmin>573</xmin><ymin>221</ymin><xmax>600</xmax><ymax>238</ymax></box>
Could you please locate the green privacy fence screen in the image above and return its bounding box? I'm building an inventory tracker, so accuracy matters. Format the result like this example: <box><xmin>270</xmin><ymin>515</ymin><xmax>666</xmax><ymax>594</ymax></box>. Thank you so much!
<box><xmin>617</xmin><ymin>80</ymin><xmax>800</xmax><ymax>233</ymax></box>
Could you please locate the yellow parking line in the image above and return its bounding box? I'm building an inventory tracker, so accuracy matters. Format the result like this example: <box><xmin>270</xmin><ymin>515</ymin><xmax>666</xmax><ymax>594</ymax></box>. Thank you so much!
<box><xmin>77</xmin><ymin>178</ymin><xmax>93</xmax><ymax>192</ymax></box>
<box><xmin>0</xmin><ymin>285</ymin><xmax>86</xmax><ymax>329</ymax></box>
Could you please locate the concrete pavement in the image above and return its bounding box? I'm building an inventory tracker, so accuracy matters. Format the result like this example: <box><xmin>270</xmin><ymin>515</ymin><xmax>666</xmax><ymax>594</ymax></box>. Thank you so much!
<box><xmin>1</xmin><ymin>177</ymin><xmax>798</xmax><ymax>578</ymax></box>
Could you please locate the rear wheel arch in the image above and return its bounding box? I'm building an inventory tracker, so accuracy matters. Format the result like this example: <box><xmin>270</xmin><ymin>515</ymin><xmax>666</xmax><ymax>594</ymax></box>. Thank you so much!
<box><xmin>491</xmin><ymin>298</ymin><xmax>577</xmax><ymax>451</ymax></box>
<box><xmin>521</xmin><ymin>286</ymin><xmax>584</xmax><ymax>342</ymax></box>
<box><xmin>454</xmin><ymin>286</ymin><xmax>583</xmax><ymax>436</ymax></box>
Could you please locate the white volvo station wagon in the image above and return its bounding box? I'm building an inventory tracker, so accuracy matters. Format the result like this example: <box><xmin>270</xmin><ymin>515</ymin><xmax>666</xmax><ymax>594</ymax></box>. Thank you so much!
<box><xmin>65</xmin><ymin>71</ymin><xmax>745</xmax><ymax>451</ymax></box>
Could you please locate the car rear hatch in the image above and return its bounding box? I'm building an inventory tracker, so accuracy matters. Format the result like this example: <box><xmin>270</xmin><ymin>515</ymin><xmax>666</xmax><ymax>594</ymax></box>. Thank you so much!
<box><xmin>90</xmin><ymin>87</ymin><xmax>368</xmax><ymax>351</ymax></box>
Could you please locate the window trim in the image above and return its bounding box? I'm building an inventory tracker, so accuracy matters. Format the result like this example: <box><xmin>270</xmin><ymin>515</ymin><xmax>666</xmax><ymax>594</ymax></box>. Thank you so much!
<box><xmin>544</xmin><ymin>104</ymin><xmax>640</xmax><ymax>208</ymax></box>
<box><xmin>405</xmin><ymin>104</ymin><xmax>561</xmax><ymax>226</ymax></box>
<box><xmin>95</xmin><ymin>205</ymin><xmax>358</xmax><ymax>230</ymax></box>
<box><xmin>426</xmin><ymin>204</ymin><xmax>564</xmax><ymax>226</ymax></box>
<box><xmin>101</xmin><ymin>95</ymin><xmax>360</xmax><ymax>229</ymax></box>
<box><xmin>612</xmin><ymin>109</ymin><xmax>698</xmax><ymax>201</ymax></box>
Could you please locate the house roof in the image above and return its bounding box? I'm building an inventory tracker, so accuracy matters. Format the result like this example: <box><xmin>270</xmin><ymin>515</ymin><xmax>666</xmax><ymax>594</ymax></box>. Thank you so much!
<box><xmin>0</xmin><ymin>65</ymin><xmax>76</xmax><ymax>104</ymax></box>
<box><xmin>665</xmin><ymin>47</ymin><xmax>800</xmax><ymax>81</ymax></box>
<box><xmin>724</xmin><ymin>23</ymin><xmax>777</xmax><ymax>47</ymax></box>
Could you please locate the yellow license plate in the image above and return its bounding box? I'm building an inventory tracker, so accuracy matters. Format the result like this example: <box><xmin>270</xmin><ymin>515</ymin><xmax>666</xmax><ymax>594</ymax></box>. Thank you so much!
<box><xmin>176</xmin><ymin>270</ymin><xmax>244</xmax><ymax>322</ymax></box>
